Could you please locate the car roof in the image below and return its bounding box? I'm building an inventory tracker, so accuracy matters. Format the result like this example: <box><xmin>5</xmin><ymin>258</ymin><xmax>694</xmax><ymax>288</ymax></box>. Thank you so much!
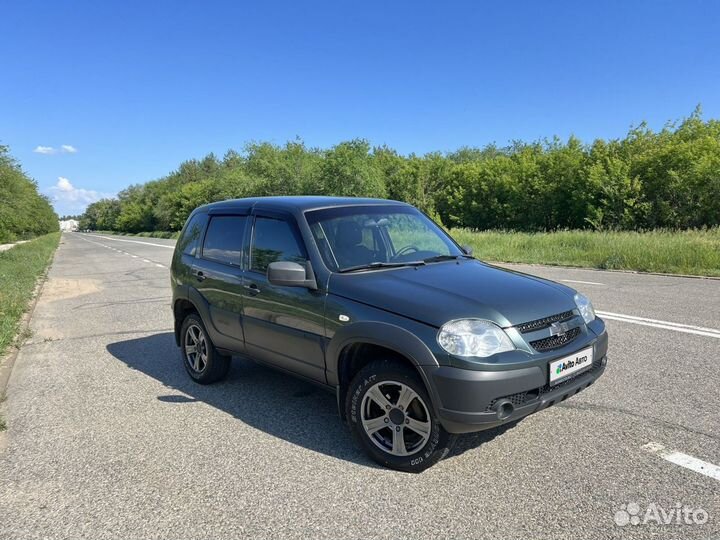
<box><xmin>195</xmin><ymin>196</ymin><xmax>411</xmax><ymax>213</ymax></box>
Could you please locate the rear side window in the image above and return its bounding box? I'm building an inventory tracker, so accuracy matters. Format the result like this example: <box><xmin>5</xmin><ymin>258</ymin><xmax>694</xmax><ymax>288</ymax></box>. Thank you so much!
<box><xmin>178</xmin><ymin>213</ymin><xmax>208</xmax><ymax>257</ymax></box>
<box><xmin>251</xmin><ymin>217</ymin><xmax>307</xmax><ymax>273</ymax></box>
<box><xmin>202</xmin><ymin>216</ymin><xmax>247</xmax><ymax>266</ymax></box>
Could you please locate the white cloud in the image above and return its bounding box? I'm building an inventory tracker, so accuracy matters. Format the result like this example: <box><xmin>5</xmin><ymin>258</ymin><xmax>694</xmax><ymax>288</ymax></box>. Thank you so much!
<box><xmin>47</xmin><ymin>177</ymin><xmax>112</xmax><ymax>214</ymax></box>
<box><xmin>32</xmin><ymin>144</ymin><xmax>78</xmax><ymax>154</ymax></box>
<box><xmin>57</xmin><ymin>177</ymin><xmax>74</xmax><ymax>192</ymax></box>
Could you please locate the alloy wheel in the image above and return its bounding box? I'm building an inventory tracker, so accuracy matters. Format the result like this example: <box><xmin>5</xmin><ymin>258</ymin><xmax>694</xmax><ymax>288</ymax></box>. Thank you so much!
<box><xmin>360</xmin><ymin>380</ymin><xmax>431</xmax><ymax>457</ymax></box>
<box><xmin>184</xmin><ymin>324</ymin><xmax>208</xmax><ymax>373</ymax></box>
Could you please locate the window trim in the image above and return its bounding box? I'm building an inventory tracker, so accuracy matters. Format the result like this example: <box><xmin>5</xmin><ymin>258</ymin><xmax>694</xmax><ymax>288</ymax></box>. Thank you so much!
<box><xmin>199</xmin><ymin>214</ymin><xmax>248</xmax><ymax>268</ymax></box>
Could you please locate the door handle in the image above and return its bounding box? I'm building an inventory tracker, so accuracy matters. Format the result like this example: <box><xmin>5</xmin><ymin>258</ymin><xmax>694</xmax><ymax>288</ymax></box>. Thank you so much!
<box><xmin>193</xmin><ymin>270</ymin><xmax>206</xmax><ymax>282</ymax></box>
<box><xmin>244</xmin><ymin>283</ymin><xmax>260</xmax><ymax>295</ymax></box>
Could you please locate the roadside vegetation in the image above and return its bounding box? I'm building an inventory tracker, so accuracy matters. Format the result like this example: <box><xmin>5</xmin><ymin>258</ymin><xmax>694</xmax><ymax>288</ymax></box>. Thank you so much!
<box><xmin>0</xmin><ymin>145</ymin><xmax>59</xmax><ymax>243</ymax></box>
<box><xmin>453</xmin><ymin>228</ymin><xmax>720</xmax><ymax>277</ymax></box>
<box><xmin>0</xmin><ymin>233</ymin><xmax>60</xmax><ymax>359</ymax></box>
<box><xmin>79</xmin><ymin>109</ymin><xmax>720</xmax><ymax>275</ymax></box>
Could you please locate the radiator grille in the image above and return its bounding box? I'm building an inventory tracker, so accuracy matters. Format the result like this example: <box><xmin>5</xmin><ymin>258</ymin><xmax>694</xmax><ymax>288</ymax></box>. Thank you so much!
<box><xmin>530</xmin><ymin>326</ymin><xmax>581</xmax><ymax>352</ymax></box>
<box><xmin>515</xmin><ymin>310</ymin><xmax>575</xmax><ymax>334</ymax></box>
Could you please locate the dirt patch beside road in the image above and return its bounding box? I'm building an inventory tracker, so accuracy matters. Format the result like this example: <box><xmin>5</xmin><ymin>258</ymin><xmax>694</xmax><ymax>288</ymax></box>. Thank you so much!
<box><xmin>41</xmin><ymin>278</ymin><xmax>101</xmax><ymax>302</ymax></box>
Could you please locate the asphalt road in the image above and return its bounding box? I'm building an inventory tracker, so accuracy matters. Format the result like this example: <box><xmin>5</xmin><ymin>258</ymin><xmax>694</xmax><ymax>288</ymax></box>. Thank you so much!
<box><xmin>1</xmin><ymin>232</ymin><xmax>719</xmax><ymax>540</ymax></box>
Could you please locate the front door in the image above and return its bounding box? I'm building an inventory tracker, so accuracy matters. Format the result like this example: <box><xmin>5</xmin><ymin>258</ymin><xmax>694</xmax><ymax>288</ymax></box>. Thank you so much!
<box><xmin>241</xmin><ymin>212</ymin><xmax>326</xmax><ymax>382</ymax></box>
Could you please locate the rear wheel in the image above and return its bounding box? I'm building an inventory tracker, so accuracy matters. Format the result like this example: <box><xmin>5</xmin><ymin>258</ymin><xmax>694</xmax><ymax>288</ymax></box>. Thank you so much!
<box><xmin>346</xmin><ymin>360</ymin><xmax>455</xmax><ymax>472</ymax></box>
<box><xmin>180</xmin><ymin>313</ymin><xmax>230</xmax><ymax>384</ymax></box>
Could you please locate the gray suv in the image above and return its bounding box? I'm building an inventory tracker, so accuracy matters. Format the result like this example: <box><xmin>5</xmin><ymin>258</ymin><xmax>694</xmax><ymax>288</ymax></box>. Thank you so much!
<box><xmin>171</xmin><ymin>196</ymin><xmax>608</xmax><ymax>472</ymax></box>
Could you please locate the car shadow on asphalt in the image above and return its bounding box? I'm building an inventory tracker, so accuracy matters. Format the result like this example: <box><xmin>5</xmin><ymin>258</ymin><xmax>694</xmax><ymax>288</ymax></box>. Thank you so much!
<box><xmin>107</xmin><ymin>332</ymin><xmax>518</xmax><ymax>469</ymax></box>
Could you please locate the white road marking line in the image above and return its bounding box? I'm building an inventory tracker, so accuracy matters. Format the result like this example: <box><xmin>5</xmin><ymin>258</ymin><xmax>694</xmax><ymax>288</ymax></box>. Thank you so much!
<box><xmin>596</xmin><ymin>310</ymin><xmax>720</xmax><ymax>338</ymax></box>
<box><xmin>561</xmin><ymin>279</ymin><xmax>604</xmax><ymax>286</ymax></box>
<box><xmin>644</xmin><ymin>443</ymin><xmax>720</xmax><ymax>482</ymax></box>
<box><xmin>597</xmin><ymin>310</ymin><xmax>720</xmax><ymax>332</ymax></box>
<box><xmin>75</xmin><ymin>235</ymin><xmax>168</xmax><ymax>269</ymax></box>
<box><xmin>599</xmin><ymin>315</ymin><xmax>720</xmax><ymax>339</ymax></box>
<box><xmin>85</xmin><ymin>233</ymin><xmax>174</xmax><ymax>249</ymax></box>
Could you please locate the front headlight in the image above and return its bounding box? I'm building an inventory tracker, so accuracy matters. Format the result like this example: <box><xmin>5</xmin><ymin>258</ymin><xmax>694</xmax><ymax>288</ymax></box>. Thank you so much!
<box><xmin>437</xmin><ymin>319</ymin><xmax>515</xmax><ymax>358</ymax></box>
<box><xmin>574</xmin><ymin>293</ymin><xmax>596</xmax><ymax>324</ymax></box>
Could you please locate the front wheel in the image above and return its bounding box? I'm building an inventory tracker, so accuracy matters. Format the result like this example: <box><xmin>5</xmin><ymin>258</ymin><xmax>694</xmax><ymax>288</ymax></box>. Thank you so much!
<box><xmin>180</xmin><ymin>313</ymin><xmax>230</xmax><ymax>384</ymax></box>
<box><xmin>346</xmin><ymin>360</ymin><xmax>456</xmax><ymax>472</ymax></box>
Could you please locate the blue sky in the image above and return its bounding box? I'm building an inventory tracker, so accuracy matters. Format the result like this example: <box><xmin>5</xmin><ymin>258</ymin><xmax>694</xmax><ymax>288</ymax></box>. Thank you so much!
<box><xmin>1</xmin><ymin>0</ymin><xmax>719</xmax><ymax>215</ymax></box>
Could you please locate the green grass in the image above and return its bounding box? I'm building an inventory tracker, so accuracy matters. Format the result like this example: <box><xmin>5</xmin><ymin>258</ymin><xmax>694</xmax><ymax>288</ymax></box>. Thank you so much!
<box><xmin>0</xmin><ymin>233</ymin><xmax>60</xmax><ymax>358</ymax></box>
<box><xmin>450</xmin><ymin>228</ymin><xmax>720</xmax><ymax>277</ymax></box>
<box><xmin>0</xmin><ymin>393</ymin><xmax>5</xmax><ymax>432</ymax></box>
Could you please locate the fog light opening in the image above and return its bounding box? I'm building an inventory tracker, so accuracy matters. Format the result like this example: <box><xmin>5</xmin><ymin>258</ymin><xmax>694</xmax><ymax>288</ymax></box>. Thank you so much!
<box><xmin>493</xmin><ymin>399</ymin><xmax>514</xmax><ymax>420</ymax></box>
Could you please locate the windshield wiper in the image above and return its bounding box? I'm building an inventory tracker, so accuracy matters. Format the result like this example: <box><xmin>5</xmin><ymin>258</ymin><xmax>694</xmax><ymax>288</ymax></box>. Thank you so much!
<box><xmin>338</xmin><ymin>261</ymin><xmax>426</xmax><ymax>273</ymax></box>
<box><xmin>422</xmin><ymin>254</ymin><xmax>474</xmax><ymax>263</ymax></box>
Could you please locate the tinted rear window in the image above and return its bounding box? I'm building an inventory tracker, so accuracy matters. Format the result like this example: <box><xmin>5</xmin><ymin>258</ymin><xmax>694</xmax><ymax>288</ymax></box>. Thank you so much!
<box><xmin>202</xmin><ymin>216</ymin><xmax>247</xmax><ymax>266</ymax></box>
<box><xmin>178</xmin><ymin>213</ymin><xmax>208</xmax><ymax>257</ymax></box>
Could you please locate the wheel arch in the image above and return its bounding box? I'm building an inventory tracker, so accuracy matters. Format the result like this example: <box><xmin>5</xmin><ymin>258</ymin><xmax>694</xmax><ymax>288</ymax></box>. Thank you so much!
<box><xmin>173</xmin><ymin>298</ymin><xmax>198</xmax><ymax>346</ymax></box>
<box><xmin>173</xmin><ymin>288</ymin><xmax>213</xmax><ymax>346</ymax></box>
<box><xmin>326</xmin><ymin>322</ymin><xmax>440</xmax><ymax>421</ymax></box>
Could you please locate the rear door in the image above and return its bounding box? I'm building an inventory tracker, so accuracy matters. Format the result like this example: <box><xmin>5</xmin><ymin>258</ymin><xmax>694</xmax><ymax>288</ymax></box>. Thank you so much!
<box><xmin>241</xmin><ymin>210</ymin><xmax>327</xmax><ymax>382</ymax></box>
<box><xmin>192</xmin><ymin>212</ymin><xmax>249</xmax><ymax>353</ymax></box>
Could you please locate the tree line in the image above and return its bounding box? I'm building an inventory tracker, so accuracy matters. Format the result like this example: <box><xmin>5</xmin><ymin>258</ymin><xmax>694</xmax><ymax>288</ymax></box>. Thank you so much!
<box><xmin>0</xmin><ymin>145</ymin><xmax>59</xmax><ymax>243</ymax></box>
<box><xmin>80</xmin><ymin>110</ymin><xmax>720</xmax><ymax>233</ymax></box>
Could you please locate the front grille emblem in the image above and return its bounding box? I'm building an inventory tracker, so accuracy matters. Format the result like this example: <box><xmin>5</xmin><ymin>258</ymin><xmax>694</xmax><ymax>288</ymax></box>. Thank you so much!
<box><xmin>549</xmin><ymin>321</ymin><xmax>571</xmax><ymax>336</ymax></box>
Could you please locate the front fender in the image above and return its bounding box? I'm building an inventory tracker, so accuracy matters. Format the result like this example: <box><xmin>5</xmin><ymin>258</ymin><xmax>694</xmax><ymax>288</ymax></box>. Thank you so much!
<box><xmin>325</xmin><ymin>321</ymin><xmax>440</xmax><ymax>386</ymax></box>
<box><xmin>326</xmin><ymin>321</ymin><xmax>442</xmax><ymax>422</ymax></box>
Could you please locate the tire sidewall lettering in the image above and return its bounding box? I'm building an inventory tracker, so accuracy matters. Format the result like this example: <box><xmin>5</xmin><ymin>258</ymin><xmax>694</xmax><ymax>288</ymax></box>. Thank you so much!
<box><xmin>348</xmin><ymin>368</ymin><xmax>448</xmax><ymax>471</ymax></box>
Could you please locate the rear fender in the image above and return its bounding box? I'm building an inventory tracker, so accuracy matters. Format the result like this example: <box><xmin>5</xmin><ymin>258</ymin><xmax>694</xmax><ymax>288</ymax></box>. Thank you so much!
<box><xmin>173</xmin><ymin>288</ymin><xmax>217</xmax><ymax>346</ymax></box>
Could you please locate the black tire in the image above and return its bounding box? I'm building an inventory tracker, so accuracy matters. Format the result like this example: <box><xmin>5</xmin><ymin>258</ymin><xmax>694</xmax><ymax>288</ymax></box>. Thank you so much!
<box><xmin>346</xmin><ymin>359</ymin><xmax>456</xmax><ymax>473</ymax></box>
<box><xmin>180</xmin><ymin>313</ymin><xmax>231</xmax><ymax>384</ymax></box>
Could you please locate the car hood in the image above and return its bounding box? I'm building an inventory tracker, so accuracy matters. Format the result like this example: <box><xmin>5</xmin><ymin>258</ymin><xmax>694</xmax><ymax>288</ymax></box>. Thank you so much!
<box><xmin>328</xmin><ymin>260</ymin><xmax>577</xmax><ymax>328</ymax></box>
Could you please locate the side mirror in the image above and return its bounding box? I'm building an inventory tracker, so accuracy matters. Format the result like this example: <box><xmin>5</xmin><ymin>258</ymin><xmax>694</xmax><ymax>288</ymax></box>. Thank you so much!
<box><xmin>267</xmin><ymin>261</ymin><xmax>318</xmax><ymax>290</ymax></box>
<box><xmin>461</xmin><ymin>245</ymin><xmax>474</xmax><ymax>256</ymax></box>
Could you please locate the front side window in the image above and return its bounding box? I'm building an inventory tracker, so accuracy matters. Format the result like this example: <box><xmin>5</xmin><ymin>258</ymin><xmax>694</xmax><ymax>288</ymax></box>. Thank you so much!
<box><xmin>306</xmin><ymin>205</ymin><xmax>462</xmax><ymax>271</ymax></box>
<box><xmin>202</xmin><ymin>216</ymin><xmax>247</xmax><ymax>266</ymax></box>
<box><xmin>251</xmin><ymin>217</ymin><xmax>307</xmax><ymax>273</ymax></box>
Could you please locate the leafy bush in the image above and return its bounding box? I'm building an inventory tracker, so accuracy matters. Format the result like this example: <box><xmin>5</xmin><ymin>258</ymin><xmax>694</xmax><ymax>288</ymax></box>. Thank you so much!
<box><xmin>0</xmin><ymin>145</ymin><xmax>59</xmax><ymax>242</ymax></box>
<box><xmin>80</xmin><ymin>109</ymin><xmax>720</xmax><ymax>234</ymax></box>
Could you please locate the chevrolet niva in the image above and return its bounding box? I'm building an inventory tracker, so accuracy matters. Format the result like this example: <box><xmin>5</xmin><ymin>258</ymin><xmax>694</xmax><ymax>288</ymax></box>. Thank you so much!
<box><xmin>171</xmin><ymin>197</ymin><xmax>607</xmax><ymax>472</ymax></box>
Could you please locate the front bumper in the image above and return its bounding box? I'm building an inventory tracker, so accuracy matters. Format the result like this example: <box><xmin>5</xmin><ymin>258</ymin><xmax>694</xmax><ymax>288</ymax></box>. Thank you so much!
<box><xmin>421</xmin><ymin>327</ymin><xmax>608</xmax><ymax>434</ymax></box>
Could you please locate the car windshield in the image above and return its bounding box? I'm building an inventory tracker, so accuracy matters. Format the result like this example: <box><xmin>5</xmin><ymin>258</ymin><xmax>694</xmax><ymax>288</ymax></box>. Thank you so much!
<box><xmin>305</xmin><ymin>205</ymin><xmax>465</xmax><ymax>272</ymax></box>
